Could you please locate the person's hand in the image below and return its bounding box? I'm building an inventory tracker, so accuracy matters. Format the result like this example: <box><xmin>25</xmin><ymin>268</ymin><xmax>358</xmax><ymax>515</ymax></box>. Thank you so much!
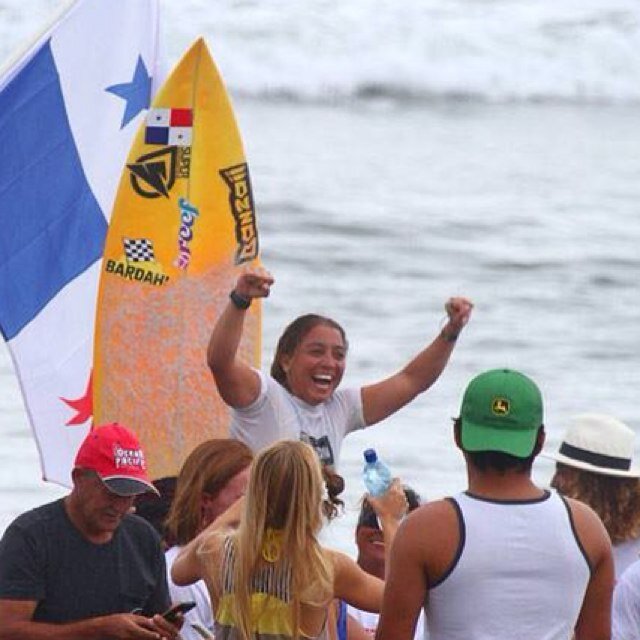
<box><xmin>151</xmin><ymin>612</ymin><xmax>183</xmax><ymax>639</ymax></box>
<box><xmin>443</xmin><ymin>296</ymin><xmax>474</xmax><ymax>336</ymax></box>
<box><xmin>97</xmin><ymin>613</ymin><xmax>168</xmax><ymax>639</ymax></box>
<box><xmin>366</xmin><ymin>479</ymin><xmax>408</xmax><ymax>526</ymax></box>
<box><xmin>234</xmin><ymin>266</ymin><xmax>274</xmax><ymax>300</ymax></box>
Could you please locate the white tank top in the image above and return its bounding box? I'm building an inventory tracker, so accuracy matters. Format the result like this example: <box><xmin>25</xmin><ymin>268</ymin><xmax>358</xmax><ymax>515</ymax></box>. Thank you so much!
<box><xmin>426</xmin><ymin>491</ymin><xmax>591</xmax><ymax>640</ymax></box>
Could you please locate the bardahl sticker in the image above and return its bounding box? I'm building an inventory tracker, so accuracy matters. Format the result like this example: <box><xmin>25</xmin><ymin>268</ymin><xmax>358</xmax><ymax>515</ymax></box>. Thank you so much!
<box><xmin>104</xmin><ymin>238</ymin><xmax>170</xmax><ymax>286</ymax></box>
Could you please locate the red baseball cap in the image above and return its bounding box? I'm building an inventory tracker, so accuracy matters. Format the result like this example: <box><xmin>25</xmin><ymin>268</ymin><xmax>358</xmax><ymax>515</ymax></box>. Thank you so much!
<box><xmin>74</xmin><ymin>423</ymin><xmax>159</xmax><ymax>496</ymax></box>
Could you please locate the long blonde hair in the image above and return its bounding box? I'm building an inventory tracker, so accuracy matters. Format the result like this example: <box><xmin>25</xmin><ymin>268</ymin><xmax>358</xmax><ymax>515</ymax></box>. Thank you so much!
<box><xmin>230</xmin><ymin>440</ymin><xmax>333</xmax><ymax>640</ymax></box>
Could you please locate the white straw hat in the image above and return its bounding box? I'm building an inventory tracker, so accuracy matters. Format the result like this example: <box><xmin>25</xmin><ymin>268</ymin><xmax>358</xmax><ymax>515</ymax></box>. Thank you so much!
<box><xmin>544</xmin><ymin>413</ymin><xmax>640</xmax><ymax>478</ymax></box>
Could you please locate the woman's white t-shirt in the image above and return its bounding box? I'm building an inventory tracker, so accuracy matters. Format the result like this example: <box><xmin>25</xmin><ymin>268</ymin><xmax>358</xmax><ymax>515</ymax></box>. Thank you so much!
<box><xmin>230</xmin><ymin>369</ymin><xmax>365</xmax><ymax>466</ymax></box>
<box><xmin>165</xmin><ymin>545</ymin><xmax>213</xmax><ymax>640</ymax></box>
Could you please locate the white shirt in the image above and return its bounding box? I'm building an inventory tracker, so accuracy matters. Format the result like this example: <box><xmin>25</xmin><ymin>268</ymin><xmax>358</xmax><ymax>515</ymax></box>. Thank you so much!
<box><xmin>347</xmin><ymin>606</ymin><xmax>427</xmax><ymax>639</ymax></box>
<box><xmin>426</xmin><ymin>491</ymin><xmax>591</xmax><ymax>640</ymax></box>
<box><xmin>230</xmin><ymin>369</ymin><xmax>365</xmax><ymax>466</ymax></box>
<box><xmin>165</xmin><ymin>545</ymin><xmax>213</xmax><ymax>640</ymax></box>
<box><xmin>614</xmin><ymin>536</ymin><xmax>640</xmax><ymax>579</ymax></box>
<box><xmin>613</xmin><ymin>559</ymin><xmax>640</xmax><ymax>640</ymax></box>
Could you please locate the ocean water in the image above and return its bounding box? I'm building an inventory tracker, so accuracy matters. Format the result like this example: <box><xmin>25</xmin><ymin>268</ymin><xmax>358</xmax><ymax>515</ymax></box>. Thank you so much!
<box><xmin>1</xmin><ymin>0</ymin><xmax>639</xmax><ymax>555</ymax></box>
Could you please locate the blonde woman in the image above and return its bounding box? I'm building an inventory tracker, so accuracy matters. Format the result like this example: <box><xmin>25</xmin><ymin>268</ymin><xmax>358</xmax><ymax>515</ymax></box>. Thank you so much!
<box><xmin>171</xmin><ymin>440</ymin><xmax>406</xmax><ymax>640</ymax></box>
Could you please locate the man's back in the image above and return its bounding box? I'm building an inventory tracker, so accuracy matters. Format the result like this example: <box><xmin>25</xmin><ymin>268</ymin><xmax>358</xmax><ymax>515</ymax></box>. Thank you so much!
<box><xmin>426</xmin><ymin>491</ymin><xmax>590</xmax><ymax>639</ymax></box>
<box><xmin>376</xmin><ymin>488</ymin><xmax>612</xmax><ymax>640</ymax></box>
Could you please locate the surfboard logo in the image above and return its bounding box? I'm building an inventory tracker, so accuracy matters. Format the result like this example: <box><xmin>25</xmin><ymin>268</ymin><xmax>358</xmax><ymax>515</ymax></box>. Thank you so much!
<box><xmin>174</xmin><ymin>198</ymin><xmax>199</xmax><ymax>270</ymax></box>
<box><xmin>127</xmin><ymin>146</ymin><xmax>178</xmax><ymax>199</ymax></box>
<box><xmin>123</xmin><ymin>237</ymin><xmax>156</xmax><ymax>262</ymax></box>
<box><xmin>220</xmin><ymin>163</ymin><xmax>259</xmax><ymax>264</ymax></box>
<box><xmin>103</xmin><ymin>238</ymin><xmax>170</xmax><ymax>287</ymax></box>
<box><xmin>145</xmin><ymin>107</ymin><xmax>193</xmax><ymax>147</ymax></box>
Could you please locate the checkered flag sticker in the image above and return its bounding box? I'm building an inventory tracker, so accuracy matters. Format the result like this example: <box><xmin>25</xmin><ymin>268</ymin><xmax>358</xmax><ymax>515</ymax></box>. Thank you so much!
<box><xmin>123</xmin><ymin>237</ymin><xmax>156</xmax><ymax>263</ymax></box>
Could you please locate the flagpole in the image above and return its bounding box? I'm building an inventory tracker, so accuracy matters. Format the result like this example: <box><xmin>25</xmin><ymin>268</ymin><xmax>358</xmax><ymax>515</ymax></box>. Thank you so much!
<box><xmin>0</xmin><ymin>0</ymin><xmax>79</xmax><ymax>85</ymax></box>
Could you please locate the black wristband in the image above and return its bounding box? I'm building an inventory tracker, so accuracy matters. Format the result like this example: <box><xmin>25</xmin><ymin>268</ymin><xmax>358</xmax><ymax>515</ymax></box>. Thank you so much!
<box><xmin>230</xmin><ymin>290</ymin><xmax>251</xmax><ymax>310</ymax></box>
<box><xmin>440</xmin><ymin>328</ymin><xmax>459</xmax><ymax>343</ymax></box>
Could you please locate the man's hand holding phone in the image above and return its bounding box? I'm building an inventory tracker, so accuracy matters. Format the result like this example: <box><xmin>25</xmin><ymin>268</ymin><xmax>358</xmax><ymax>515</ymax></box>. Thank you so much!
<box><xmin>150</xmin><ymin>600</ymin><xmax>196</xmax><ymax>638</ymax></box>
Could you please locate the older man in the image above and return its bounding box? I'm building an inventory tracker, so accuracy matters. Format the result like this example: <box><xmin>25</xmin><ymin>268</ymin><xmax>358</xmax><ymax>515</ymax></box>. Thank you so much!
<box><xmin>0</xmin><ymin>423</ymin><xmax>181</xmax><ymax>640</ymax></box>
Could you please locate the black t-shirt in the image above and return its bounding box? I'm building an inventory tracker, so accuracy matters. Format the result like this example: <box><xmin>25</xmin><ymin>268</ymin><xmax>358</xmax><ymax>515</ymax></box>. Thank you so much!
<box><xmin>0</xmin><ymin>498</ymin><xmax>170</xmax><ymax>622</ymax></box>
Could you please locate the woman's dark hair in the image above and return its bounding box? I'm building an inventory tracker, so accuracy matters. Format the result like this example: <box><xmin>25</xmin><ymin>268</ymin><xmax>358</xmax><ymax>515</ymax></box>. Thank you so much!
<box><xmin>270</xmin><ymin>314</ymin><xmax>348</xmax><ymax>389</ymax></box>
<box><xmin>322</xmin><ymin>466</ymin><xmax>345</xmax><ymax>521</ymax></box>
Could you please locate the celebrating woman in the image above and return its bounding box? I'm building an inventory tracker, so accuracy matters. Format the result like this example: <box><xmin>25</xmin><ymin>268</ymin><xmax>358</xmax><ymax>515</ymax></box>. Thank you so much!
<box><xmin>208</xmin><ymin>266</ymin><xmax>473</xmax><ymax>467</ymax></box>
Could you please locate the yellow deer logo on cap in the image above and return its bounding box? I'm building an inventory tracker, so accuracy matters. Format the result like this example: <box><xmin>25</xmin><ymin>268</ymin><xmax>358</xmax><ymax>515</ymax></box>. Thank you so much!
<box><xmin>492</xmin><ymin>398</ymin><xmax>510</xmax><ymax>416</ymax></box>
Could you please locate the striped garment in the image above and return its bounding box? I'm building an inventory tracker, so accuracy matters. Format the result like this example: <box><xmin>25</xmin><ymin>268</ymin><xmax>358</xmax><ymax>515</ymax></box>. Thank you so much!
<box><xmin>214</xmin><ymin>538</ymin><xmax>328</xmax><ymax>640</ymax></box>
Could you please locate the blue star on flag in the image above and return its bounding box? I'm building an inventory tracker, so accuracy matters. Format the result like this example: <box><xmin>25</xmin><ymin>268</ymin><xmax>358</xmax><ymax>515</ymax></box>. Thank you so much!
<box><xmin>106</xmin><ymin>55</ymin><xmax>152</xmax><ymax>129</ymax></box>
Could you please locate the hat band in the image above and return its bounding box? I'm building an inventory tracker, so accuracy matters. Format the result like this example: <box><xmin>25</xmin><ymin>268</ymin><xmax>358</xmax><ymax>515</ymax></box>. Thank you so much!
<box><xmin>559</xmin><ymin>442</ymin><xmax>631</xmax><ymax>471</ymax></box>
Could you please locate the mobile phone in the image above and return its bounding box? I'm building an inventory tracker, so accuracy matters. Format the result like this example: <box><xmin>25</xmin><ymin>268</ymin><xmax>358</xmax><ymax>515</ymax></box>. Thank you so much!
<box><xmin>162</xmin><ymin>601</ymin><xmax>196</xmax><ymax>624</ymax></box>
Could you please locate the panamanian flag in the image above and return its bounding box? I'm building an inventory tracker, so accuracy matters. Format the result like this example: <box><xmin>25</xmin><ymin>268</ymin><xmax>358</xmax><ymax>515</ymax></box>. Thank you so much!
<box><xmin>0</xmin><ymin>0</ymin><xmax>162</xmax><ymax>487</ymax></box>
<box><xmin>145</xmin><ymin>107</ymin><xmax>193</xmax><ymax>146</ymax></box>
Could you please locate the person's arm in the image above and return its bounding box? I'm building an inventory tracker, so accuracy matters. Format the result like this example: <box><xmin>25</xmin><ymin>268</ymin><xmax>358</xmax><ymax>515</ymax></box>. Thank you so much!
<box><xmin>364</xmin><ymin>479</ymin><xmax>408</xmax><ymax>578</ymax></box>
<box><xmin>569</xmin><ymin>499</ymin><xmax>614</xmax><ymax>640</ymax></box>
<box><xmin>207</xmin><ymin>266</ymin><xmax>274</xmax><ymax>408</ymax></box>
<box><xmin>333</xmin><ymin>481</ymin><xmax>407</xmax><ymax>613</ymax></box>
<box><xmin>374</xmin><ymin>514</ymin><xmax>428</xmax><ymax>640</ymax></box>
<box><xmin>360</xmin><ymin>297</ymin><xmax>473</xmax><ymax>425</ymax></box>
<box><xmin>0</xmin><ymin>598</ymin><xmax>176</xmax><ymax>640</ymax></box>
<box><xmin>332</xmin><ymin>552</ymin><xmax>384</xmax><ymax>613</ymax></box>
<box><xmin>171</xmin><ymin>497</ymin><xmax>244</xmax><ymax>586</ymax></box>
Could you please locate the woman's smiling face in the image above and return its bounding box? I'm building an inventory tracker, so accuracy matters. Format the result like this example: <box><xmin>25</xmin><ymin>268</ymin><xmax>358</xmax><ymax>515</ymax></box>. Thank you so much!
<box><xmin>281</xmin><ymin>323</ymin><xmax>347</xmax><ymax>405</ymax></box>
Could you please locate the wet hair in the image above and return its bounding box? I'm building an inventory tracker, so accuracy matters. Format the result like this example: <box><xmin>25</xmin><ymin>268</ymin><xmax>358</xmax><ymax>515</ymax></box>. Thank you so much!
<box><xmin>551</xmin><ymin>463</ymin><xmax>640</xmax><ymax>545</ymax></box>
<box><xmin>357</xmin><ymin>486</ymin><xmax>421</xmax><ymax>530</ymax></box>
<box><xmin>165</xmin><ymin>439</ymin><xmax>253</xmax><ymax>546</ymax></box>
<box><xmin>270</xmin><ymin>314</ymin><xmax>348</xmax><ymax>390</ymax></box>
<box><xmin>454</xmin><ymin>418</ymin><xmax>541</xmax><ymax>474</ymax></box>
<box><xmin>226</xmin><ymin>440</ymin><xmax>333</xmax><ymax>640</ymax></box>
<box><xmin>322</xmin><ymin>466</ymin><xmax>345</xmax><ymax>520</ymax></box>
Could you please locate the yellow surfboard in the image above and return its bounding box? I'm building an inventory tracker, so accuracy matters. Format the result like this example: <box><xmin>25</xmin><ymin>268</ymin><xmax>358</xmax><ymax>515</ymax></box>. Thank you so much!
<box><xmin>93</xmin><ymin>38</ymin><xmax>261</xmax><ymax>479</ymax></box>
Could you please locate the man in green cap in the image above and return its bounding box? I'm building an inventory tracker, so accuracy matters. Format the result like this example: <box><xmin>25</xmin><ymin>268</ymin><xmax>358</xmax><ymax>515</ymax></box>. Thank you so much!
<box><xmin>376</xmin><ymin>368</ymin><xmax>613</xmax><ymax>640</ymax></box>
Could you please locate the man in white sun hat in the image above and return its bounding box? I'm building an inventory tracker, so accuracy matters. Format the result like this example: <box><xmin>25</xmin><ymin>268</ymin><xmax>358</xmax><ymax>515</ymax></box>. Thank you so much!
<box><xmin>0</xmin><ymin>423</ymin><xmax>182</xmax><ymax>639</ymax></box>
<box><xmin>547</xmin><ymin>413</ymin><xmax>640</xmax><ymax>578</ymax></box>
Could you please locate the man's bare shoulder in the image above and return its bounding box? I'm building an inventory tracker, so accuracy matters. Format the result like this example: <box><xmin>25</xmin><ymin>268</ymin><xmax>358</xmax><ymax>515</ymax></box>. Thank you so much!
<box><xmin>563</xmin><ymin>496</ymin><xmax>612</xmax><ymax>567</ymax></box>
<box><xmin>394</xmin><ymin>498</ymin><xmax>462</xmax><ymax>587</ymax></box>
<box><xmin>564</xmin><ymin>496</ymin><xmax>609</xmax><ymax>537</ymax></box>
<box><xmin>399</xmin><ymin>498</ymin><xmax>460</xmax><ymax>546</ymax></box>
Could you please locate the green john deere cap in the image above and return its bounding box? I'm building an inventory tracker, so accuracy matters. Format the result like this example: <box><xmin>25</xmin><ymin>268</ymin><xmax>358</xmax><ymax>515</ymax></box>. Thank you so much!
<box><xmin>460</xmin><ymin>369</ymin><xmax>543</xmax><ymax>458</ymax></box>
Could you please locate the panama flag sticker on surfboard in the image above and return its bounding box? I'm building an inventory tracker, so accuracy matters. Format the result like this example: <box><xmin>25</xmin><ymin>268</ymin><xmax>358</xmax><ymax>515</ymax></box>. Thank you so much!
<box><xmin>93</xmin><ymin>38</ymin><xmax>261</xmax><ymax>479</ymax></box>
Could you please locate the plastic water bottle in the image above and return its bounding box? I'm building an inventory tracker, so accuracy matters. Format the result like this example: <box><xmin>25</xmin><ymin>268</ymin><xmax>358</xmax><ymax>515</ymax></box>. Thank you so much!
<box><xmin>362</xmin><ymin>448</ymin><xmax>392</xmax><ymax>497</ymax></box>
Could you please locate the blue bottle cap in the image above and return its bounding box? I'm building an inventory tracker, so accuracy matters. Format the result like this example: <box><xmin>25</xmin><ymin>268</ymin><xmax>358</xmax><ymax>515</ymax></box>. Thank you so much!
<box><xmin>363</xmin><ymin>448</ymin><xmax>378</xmax><ymax>463</ymax></box>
